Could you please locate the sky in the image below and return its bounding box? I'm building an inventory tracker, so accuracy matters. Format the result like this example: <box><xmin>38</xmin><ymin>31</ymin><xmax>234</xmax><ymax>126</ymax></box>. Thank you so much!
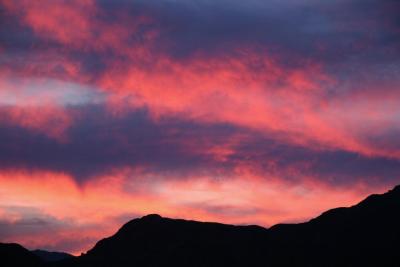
<box><xmin>0</xmin><ymin>0</ymin><xmax>400</xmax><ymax>255</ymax></box>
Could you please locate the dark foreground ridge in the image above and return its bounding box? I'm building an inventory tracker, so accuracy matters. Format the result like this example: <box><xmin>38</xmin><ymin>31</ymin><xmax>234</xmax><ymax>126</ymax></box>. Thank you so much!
<box><xmin>1</xmin><ymin>185</ymin><xmax>400</xmax><ymax>267</ymax></box>
<box><xmin>31</xmin><ymin>250</ymin><xmax>74</xmax><ymax>262</ymax></box>
<box><xmin>0</xmin><ymin>243</ymin><xmax>42</xmax><ymax>267</ymax></box>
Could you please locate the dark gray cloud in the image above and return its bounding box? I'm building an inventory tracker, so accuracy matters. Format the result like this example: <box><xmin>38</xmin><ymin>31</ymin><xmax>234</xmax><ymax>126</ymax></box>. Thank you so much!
<box><xmin>0</xmin><ymin>206</ymin><xmax>66</xmax><ymax>238</ymax></box>
<box><xmin>0</xmin><ymin>206</ymin><xmax>103</xmax><ymax>253</ymax></box>
<box><xmin>2</xmin><ymin>0</ymin><xmax>399</xmax><ymax>77</ymax></box>
<box><xmin>0</xmin><ymin>104</ymin><xmax>399</xmax><ymax>186</ymax></box>
<box><xmin>0</xmin><ymin>105</ymin><xmax>237</xmax><ymax>180</ymax></box>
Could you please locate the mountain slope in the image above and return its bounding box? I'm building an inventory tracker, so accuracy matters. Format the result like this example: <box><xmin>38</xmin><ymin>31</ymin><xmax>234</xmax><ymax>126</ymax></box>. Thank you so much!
<box><xmin>32</xmin><ymin>250</ymin><xmax>74</xmax><ymax>262</ymax></box>
<box><xmin>67</xmin><ymin>185</ymin><xmax>400</xmax><ymax>267</ymax></box>
<box><xmin>3</xmin><ymin>185</ymin><xmax>400</xmax><ymax>267</ymax></box>
<box><xmin>65</xmin><ymin>214</ymin><xmax>269</xmax><ymax>267</ymax></box>
<box><xmin>0</xmin><ymin>243</ymin><xmax>43</xmax><ymax>267</ymax></box>
<box><xmin>267</xmin><ymin>185</ymin><xmax>400</xmax><ymax>266</ymax></box>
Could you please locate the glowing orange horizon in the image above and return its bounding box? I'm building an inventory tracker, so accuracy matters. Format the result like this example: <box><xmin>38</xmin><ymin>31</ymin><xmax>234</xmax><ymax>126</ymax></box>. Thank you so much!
<box><xmin>0</xmin><ymin>170</ymin><xmax>384</xmax><ymax>255</ymax></box>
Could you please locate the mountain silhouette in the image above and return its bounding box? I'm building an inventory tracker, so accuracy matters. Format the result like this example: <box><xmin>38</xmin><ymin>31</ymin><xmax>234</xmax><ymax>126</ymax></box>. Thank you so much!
<box><xmin>0</xmin><ymin>243</ymin><xmax>42</xmax><ymax>267</ymax></box>
<box><xmin>60</xmin><ymin>214</ymin><xmax>268</xmax><ymax>267</ymax></box>
<box><xmin>267</xmin><ymin>185</ymin><xmax>400</xmax><ymax>266</ymax></box>
<box><xmin>1</xmin><ymin>185</ymin><xmax>399</xmax><ymax>267</ymax></box>
<box><xmin>32</xmin><ymin>250</ymin><xmax>74</xmax><ymax>262</ymax></box>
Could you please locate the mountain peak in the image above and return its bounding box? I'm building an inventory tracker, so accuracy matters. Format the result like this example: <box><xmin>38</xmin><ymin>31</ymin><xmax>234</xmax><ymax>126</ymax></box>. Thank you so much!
<box><xmin>140</xmin><ymin>214</ymin><xmax>163</xmax><ymax>220</ymax></box>
<box><xmin>389</xmin><ymin>184</ymin><xmax>400</xmax><ymax>194</ymax></box>
<box><xmin>3</xmin><ymin>186</ymin><xmax>400</xmax><ymax>267</ymax></box>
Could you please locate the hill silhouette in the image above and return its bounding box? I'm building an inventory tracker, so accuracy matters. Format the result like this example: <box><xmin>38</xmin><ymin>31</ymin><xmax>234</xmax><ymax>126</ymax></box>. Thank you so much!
<box><xmin>32</xmin><ymin>250</ymin><xmax>74</xmax><ymax>262</ymax></box>
<box><xmin>0</xmin><ymin>243</ymin><xmax>42</xmax><ymax>267</ymax></box>
<box><xmin>1</xmin><ymin>185</ymin><xmax>400</xmax><ymax>267</ymax></box>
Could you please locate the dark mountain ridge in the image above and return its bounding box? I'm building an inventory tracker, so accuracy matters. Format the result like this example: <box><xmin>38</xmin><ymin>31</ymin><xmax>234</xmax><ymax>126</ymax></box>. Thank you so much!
<box><xmin>2</xmin><ymin>185</ymin><xmax>400</xmax><ymax>267</ymax></box>
<box><xmin>0</xmin><ymin>243</ymin><xmax>42</xmax><ymax>267</ymax></box>
<box><xmin>32</xmin><ymin>250</ymin><xmax>74</xmax><ymax>262</ymax></box>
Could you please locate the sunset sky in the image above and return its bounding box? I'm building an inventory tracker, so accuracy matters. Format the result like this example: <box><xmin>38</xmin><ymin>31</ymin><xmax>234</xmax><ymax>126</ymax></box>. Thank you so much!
<box><xmin>1</xmin><ymin>0</ymin><xmax>400</xmax><ymax>255</ymax></box>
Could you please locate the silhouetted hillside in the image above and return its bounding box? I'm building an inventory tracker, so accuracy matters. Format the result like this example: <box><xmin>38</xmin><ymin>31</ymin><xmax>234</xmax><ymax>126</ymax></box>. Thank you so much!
<box><xmin>32</xmin><ymin>250</ymin><xmax>74</xmax><ymax>262</ymax></box>
<box><xmin>0</xmin><ymin>243</ymin><xmax>42</xmax><ymax>267</ymax></box>
<box><xmin>2</xmin><ymin>185</ymin><xmax>400</xmax><ymax>267</ymax></box>
<box><xmin>267</xmin><ymin>185</ymin><xmax>400</xmax><ymax>266</ymax></box>
<box><xmin>69</xmin><ymin>214</ymin><xmax>268</xmax><ymax>267</ymax></box>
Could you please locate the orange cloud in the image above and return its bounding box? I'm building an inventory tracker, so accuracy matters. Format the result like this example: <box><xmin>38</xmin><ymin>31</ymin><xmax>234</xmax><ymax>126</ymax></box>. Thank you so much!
<box><xmin>3</xmin><ymin>0</ymin><xmax>400</xmax><ymax>159</ymax></box>
<box><xmin>0</xmin><ymin>169</ymin><xmax>383</xmax><ymax>254</ymax></box>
